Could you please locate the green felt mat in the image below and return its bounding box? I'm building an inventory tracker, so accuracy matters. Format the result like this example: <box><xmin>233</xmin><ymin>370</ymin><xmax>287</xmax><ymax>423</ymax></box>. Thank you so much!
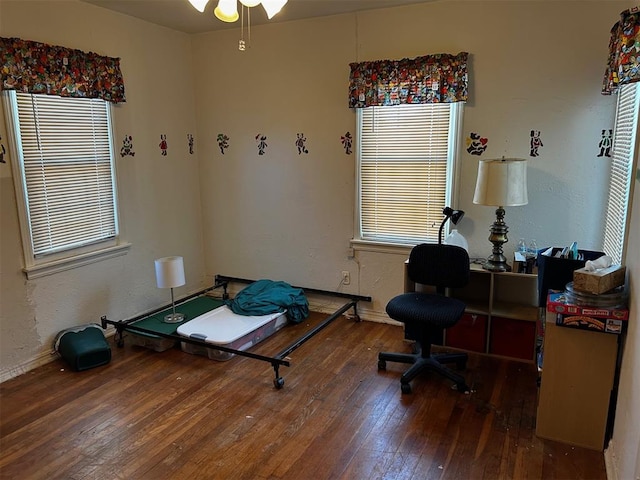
<box><xmin>130</xmin><ymin>296</ymin><xmax>224</xmax><ymax>337</ymax></box>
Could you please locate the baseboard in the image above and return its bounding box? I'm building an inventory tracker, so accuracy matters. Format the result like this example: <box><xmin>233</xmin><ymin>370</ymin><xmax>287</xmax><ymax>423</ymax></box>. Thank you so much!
<box><xmin>604</xmin><ymin>439</ymin><xmax>617</xmax><ymax>480</ymax></box>
<box><xmin>0</xmin><ymin>329</ymin><xmax>116</xmax><ymax>384</ymax></box>
<box><xmin>0</xmin><ymin>350</ymin><xmax>57</xmax><ymax>383</ymax></box>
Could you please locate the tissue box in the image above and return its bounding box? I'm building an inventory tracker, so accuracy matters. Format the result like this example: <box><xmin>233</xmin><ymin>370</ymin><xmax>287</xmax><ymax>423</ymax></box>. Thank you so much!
<box><xmin>573</xmin><ymin>265</ymin><xmax>626</xmax><ymax>295</ymax></box>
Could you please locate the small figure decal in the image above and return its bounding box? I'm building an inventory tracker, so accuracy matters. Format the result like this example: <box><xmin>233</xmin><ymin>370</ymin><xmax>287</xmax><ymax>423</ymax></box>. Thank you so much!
<box><xmin>466</xmin><ymin>132</ymin><xmax>488</xmax><ymax>156</ymax></box>
<box><xmin>120</xmin><ymin>135</ymin><xmax>135</xmax><ymax>157</ymax></box>
<box><xmin>296</xmin><ymin>133</ymin><xmax>308</xmax><ymax>154</ymax></box>
<box><xmin>530</xmin><ymin>130</ymin><xmax>543</xmax><ymax>157</ymax></box>
<box><xmin>159</xmin><ymin>134</ymin><xmax>168</xmax><ymax>156</ymax></box>
<box><xmin>341</xmin><ymin>132</ymin><xmax>353</xmax><ymax>155</ymax></box>
<box><xmin>0</xmin><ymin>135</ymin><xmax>6</xmax><ymax>163</ymax></box>
<box><xmin>598</xmin><ymin>129</ymin><xmax>612</xmax><ymax>157</ymax></box>
<box><xmin>256</xmin><ymin>134</ymin><xmax>268</xmax><ymax>155</ymax></box>
<box><xmin>187</xmin><ymin>133</ymin><xmax>194</xmax><ymax>155</ymax></box>
<box><xmin>217</xmin><ymin>133</ymin><xmax>229</xmax><ymax>154</ymax></box>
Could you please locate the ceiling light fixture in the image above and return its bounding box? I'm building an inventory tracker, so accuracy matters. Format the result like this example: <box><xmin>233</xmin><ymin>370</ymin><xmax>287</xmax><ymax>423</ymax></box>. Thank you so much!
<box><xmin>188</xmin><ymin>0</ymin><xmax>288</xmax><ymax>51</ymax></box>
<box><xmin>188</xmin><ymin>0</ymin><xmax>288</xmax><ymax>22</ymax></box>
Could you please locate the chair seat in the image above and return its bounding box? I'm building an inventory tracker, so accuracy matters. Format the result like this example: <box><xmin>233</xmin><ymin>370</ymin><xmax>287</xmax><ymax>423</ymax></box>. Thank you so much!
<box><xmin>386</xmin><ymin>293</ymin><xmax>466</xmax><ymax>329</ymax></box>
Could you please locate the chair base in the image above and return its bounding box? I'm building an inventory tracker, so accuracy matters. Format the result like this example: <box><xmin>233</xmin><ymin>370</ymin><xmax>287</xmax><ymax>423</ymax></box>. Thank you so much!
<box><xmin>378</xmin><ymin>349</ymin><xmax>469</xmax><ymax>394</ymax></box>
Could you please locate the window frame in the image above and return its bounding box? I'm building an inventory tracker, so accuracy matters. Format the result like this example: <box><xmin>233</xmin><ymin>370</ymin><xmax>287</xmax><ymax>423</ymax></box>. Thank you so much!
<box><xmin>2</xmin><ymin>91</ymin><xmax>129</xmax><ymax>279</ymax></box>
<box><xmin>602</xmin><ymin>82</ymin><xmax>640</xmax><ymax>265</ymax></box>
<box><xmin>353</xmin><ymin>102</ymin><xmax>464</xmax><ymax>252</ymax></box>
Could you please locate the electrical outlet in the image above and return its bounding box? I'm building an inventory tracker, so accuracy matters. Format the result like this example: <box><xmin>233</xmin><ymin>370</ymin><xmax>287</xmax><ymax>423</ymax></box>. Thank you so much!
<box><xmin>341</xmin><ymin>271</ymin><xmax>350</xmax><ymax>285</ymax></box>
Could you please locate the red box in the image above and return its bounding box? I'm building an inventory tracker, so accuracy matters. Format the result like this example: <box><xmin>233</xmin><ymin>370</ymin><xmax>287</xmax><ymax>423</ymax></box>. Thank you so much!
<box><xmin>546</xmin><ymin>291</ymin><xmax>629</xmax><ymax>320</ymax></box>
<box><xmin>554</xmin><ymin>313</ymin><xmax>626</xmax><ymax>335</ymax></box>
<box><xmin>489</xmin><ymin>317</ymin><xmax>536</xmax><ymax>361</ymax></box>
<box><xmin>445</xmin><ymin>313</ymin><xmax>487</xmax><ymax>352</ymax></box>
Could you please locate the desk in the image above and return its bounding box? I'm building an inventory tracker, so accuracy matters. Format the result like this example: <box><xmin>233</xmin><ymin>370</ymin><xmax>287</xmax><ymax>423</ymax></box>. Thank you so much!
<box><xmin>535</xmin><ymin>319</ymin><xmax>619</xmax><ymax>450</ymax></box>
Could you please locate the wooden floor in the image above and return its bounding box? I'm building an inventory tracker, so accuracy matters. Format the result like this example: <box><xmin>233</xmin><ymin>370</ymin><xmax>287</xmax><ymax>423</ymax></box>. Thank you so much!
<box><xmin>0</xmin><ymin>311</ymin><xmax>607</xmax><ymax>480</ymax></box>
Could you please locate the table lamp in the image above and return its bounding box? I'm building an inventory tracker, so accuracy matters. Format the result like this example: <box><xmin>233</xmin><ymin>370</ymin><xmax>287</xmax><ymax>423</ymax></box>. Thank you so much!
<box><xmin>473</xmin><ymin>158</ymin><xmax>528</xmax><ymax>272</ymax></box>
<box><xmin>154</xmin><ymin>256</ymin><xmax>186</xmax><ymax>323</ymax></box>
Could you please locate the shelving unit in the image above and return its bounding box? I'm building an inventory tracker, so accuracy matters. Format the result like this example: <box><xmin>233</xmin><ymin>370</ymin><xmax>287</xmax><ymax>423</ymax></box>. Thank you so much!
<box><xmin>451</xmin><ymin>264</ymin><xmax>539</xmax><ymax>362</ymax></box>
<box><xmin>405</xmin><ymin>262</ymin><xmax>540</xmax><ymax>362</ymax></box>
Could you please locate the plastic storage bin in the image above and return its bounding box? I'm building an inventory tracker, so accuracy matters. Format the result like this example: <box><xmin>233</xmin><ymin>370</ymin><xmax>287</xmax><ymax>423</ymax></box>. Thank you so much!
<box><xmin>177</xmin><ymin>306</ymin><xmax>288</xmax><ymax>361</ymax></box>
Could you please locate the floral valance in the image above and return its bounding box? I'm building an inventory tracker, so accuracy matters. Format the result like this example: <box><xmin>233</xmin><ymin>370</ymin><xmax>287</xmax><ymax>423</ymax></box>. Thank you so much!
<box><xmin>0</xmin><ymin>37</ymin><xmax>125</xmax><ymax>103</ymax></box>
<box><xmin>602</xmin><ymin>8</ymin><xmax>640</xmax><ymax>95</ymax></box>
<box><xmin>348</xmin><ymin>52</ymin><xmax>468</xmax><ymax>108</ymax></box>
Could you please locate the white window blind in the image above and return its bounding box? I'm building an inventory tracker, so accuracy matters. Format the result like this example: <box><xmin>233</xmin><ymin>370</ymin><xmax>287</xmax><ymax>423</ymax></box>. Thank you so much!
<box><xmin>603</xmin><ymin>82</ymin><xmax>639</xmax><ymax>264</ymax></box>
<box><xmin>11</xmin><ymin>91</ymin><xmax>118</xmax><ymax>258</ymax></box>
<box><xmin>357</xmin><ymin>103</ymin><xmax>461</xmax><ymax>245</ymax></box>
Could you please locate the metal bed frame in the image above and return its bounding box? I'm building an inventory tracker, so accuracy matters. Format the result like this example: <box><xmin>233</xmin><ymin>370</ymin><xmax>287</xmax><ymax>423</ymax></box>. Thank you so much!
<box><xmin>101</xmin><ymin>274</ymin><xmax>371</xmax><ymax>389</ymax></box>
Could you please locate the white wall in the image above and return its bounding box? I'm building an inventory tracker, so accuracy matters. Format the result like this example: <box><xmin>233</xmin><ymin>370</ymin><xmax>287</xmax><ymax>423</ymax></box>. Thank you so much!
<box><xmin>0</xmin><ymin>0</ymin><xmax>208</xmax><ymax>378</ymax></box>
<box><xmin>191</xmin><ymin>1</ymin><xmax>627</xmax><ymax>315</ymax></box>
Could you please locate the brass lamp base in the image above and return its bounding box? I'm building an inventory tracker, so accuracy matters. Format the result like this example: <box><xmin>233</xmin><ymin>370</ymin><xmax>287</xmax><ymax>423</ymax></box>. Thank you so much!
<box><xmin>483</xmin><ymin>206</ymin><xmax>512</xmax><ymax>272</ymax></box>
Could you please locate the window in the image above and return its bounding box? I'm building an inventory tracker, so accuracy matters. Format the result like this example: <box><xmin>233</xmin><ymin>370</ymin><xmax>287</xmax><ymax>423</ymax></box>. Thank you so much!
<box><xmin>3</xmin><ymin>91</ymin><xmax>128</xmax><ymax>278</ymax></box>
<box><xmin>602</xmin><ymin>82</ymin><xmax>639</xmax><ymax>264</ymax></box>
<box><xmin>356</xmin><ymin>102</ymin><xmax>463</xmax><ymax>246</ymax></box>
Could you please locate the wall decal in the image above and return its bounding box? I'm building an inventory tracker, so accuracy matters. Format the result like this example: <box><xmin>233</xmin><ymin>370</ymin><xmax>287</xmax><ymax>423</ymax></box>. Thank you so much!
<box><xmin>120</xmin><ymin>135</ymin><xmax>135</xmax><ymax>157</ymax></box>
<box><xmin>341</xmin><ymin>132</ymin><xmax>353</xmax><ymax>154</ymax></box>
<box><xmin>159</xmin><ymin>134</ymin><xmax>168</xmax><ymax>156</ymax></box>
<box><xmin>530</xmin><ymin>130</ymin><xmax>543</xmax><ymax>157</ymax></box>
<box><xmin>256</xmin><ymin>134</ymin><xmax>268</xmax><ymax>155</ymax></box>
<box><xmin>466</xmin><ymin>132</ymin><xmax>488</xmax><ymax>155</ymax></box>
<box><xmin>598</xmin><ymin>129</ymin><xmax>612</xmax><ymax>157</ymax></box>
<box><xmin>0</xmin><ymin>135</ymin><xmax>6</xmax><ymax>163</ymax></box>
<box><xmin>296</xmin><ymin>133</ymin><xmax>309</xmax><ymax>154</ymax></box>
<box><xmin>187</xmin><ymin>133</ymin><xmax>194</xmax><ymax>155</ymax></box>
<box><xmin>217</xmin><ymin>133</ymin><xmax>229</xmax><ymax>154</ymax></box>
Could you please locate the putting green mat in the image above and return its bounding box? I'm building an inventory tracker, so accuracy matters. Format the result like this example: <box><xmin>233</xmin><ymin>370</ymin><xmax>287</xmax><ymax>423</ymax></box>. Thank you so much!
<box><xmin>131</xmin><ymin>296</ymin><xmax>224</xmax><ymax>337</ymax></box>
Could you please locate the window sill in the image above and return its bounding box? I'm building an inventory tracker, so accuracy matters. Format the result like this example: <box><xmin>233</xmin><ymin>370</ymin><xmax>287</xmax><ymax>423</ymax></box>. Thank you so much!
<box><xmin>350</xmin><ymin>239</ymin><xmax>414</xmax><ymax>256</ymax></box>
<box><xmin>23</xmin><ymin>242</ymin><xmax>132</xmax><ymax>279</ymax></box>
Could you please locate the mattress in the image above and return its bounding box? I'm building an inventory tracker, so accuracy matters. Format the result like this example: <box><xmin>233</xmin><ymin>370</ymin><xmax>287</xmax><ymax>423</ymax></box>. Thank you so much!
<box><xmin>177</xmin><ymin>305</ymin><xmax>288</xmax><ymax>361</ymax></box>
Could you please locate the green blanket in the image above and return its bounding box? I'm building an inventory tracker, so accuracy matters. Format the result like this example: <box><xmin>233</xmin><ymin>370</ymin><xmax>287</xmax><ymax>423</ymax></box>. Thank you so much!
<box><xmin>225</xmin><ymin>279</ymin><xmax>309</xmax><ymax>323</ymax></box>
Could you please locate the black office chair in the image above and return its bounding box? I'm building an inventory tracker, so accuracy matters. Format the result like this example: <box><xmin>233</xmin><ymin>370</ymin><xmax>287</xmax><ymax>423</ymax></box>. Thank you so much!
<box><xmin>378</xmin><ymin>243</ymin><xmax>470</xmax><ymax>394</ymax></box>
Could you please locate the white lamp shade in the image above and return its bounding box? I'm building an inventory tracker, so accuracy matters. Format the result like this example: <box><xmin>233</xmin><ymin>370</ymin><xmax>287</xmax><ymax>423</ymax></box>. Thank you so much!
<box><xmin>188</xmin><ymin>0</ymin><xmax>210</xmax><ymax>13</ymax></box>
<box><xmin>214</xmin><ymin>0</ymin><xmax>239</xmax><ymax>22</ymax></box>
<box><xmin>473</xmin><ymin>158</ymin><xmax>528</xmax><ymax>207</ymax></box>
<box><xmin>261</xmin><ymin>0</ymin><xmax>288</xmax><ymax>19</ymax></box>
<box><xmin>155</xmin><ymin>256</ymin><xmax>186</xmax><ymax>289</ymax></box>
<box><xmin>239</xmin><ymin>0</ymin><xmax>261</xmax><ymax>6</ymax></box>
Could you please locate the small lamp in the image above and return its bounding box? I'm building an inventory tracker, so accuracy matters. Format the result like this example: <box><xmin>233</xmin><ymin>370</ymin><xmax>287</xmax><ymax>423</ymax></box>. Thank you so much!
<box><xmin>438</xmin><ymin>206</ymin><xmax>465</xmax><ymax>244</ymax></box>
<box><xmin>473</xmin><ymin>158</ymin><xmax>528</xmax><ymax>272</ymax></box>
<box><xmin>154</xmin><ymin>256</ymin><xmax>186</xmax><ymax>323</ymax></box>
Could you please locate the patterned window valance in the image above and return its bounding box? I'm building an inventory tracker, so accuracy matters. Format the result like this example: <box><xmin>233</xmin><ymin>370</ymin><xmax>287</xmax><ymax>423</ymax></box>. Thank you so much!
<box><xmin>602</xmin><ymin>8</ymin><xmax>640</xmax><ymax>95</ymax></box>
<box><xmin>0</xmin><ymin>37</ymin><xmax>125</xmax><ymax>103</ymax></box>
<box><xmin>348</xmin><ymin>52</ymin><xmax>468</xmax><ymax>108</ymax></box>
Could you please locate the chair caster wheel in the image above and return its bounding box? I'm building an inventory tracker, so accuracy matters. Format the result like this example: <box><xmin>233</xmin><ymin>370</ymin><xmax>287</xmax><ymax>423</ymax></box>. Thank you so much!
<box><xmin>401</xmin><ymin>383</ymin><xmax>412</xmax><ymax>394</ymax></box>
<box><xmin>273</xmin><ymin>377</ymin><xmax>285</xmax><ymax>389</ymax></box>
<box><xmin>378</xmin><ymin>360</ymin><xmax>386</xmax><ymax>370</ymax></box>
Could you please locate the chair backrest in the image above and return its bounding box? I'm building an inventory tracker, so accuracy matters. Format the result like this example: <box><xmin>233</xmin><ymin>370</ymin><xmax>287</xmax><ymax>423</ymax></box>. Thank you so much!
<box><xmin>407</xmin><ymin>243</ymin><xmax>470</xmax><ymax>291</ymax></box>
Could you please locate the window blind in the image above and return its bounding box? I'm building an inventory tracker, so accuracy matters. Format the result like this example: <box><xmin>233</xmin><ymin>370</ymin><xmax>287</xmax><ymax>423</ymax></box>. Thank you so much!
<box><xmin>602</xmin><ymin>82</ymin><xmax>639</xmax><ymax>264</ymax></box>
<box><xmin>14</xmin><ymin>92</ymin><xmax>117</xmax><ymax>257</ymax></box>
<box><xmin>358</xmin><ymin>103</ymin><xmax>457</xmax><ymax>244</ymax></box>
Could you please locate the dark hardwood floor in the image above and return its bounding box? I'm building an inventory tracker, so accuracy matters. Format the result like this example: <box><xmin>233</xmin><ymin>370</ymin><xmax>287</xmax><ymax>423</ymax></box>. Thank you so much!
<box><xmin>0</xmin><ymin>311</ymin><xmax>607</xmax><ymax>479</ymax></box>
